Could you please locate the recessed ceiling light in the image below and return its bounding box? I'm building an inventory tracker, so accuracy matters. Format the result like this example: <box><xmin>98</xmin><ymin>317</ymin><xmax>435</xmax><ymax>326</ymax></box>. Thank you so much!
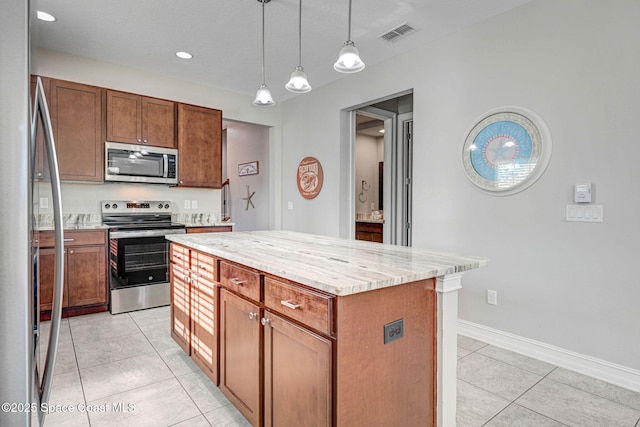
<box><xmin>176</xmin><ymin>51</ymin><xmax>193</xmax><ymax>60</ymax></box>
<box><xmin>37</xmin><ymin>11</ymin><xmax>56</xmax><ymax>22</ymax></box>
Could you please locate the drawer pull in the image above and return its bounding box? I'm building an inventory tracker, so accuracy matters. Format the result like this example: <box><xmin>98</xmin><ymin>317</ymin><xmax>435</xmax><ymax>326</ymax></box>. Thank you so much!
<box><xmin>248</xmin><ymin>312</ymin><xmax>258</xmax><ymax>320</ymax></box>
<box><xmin>281</xmin><ymin>300</ymin><xmax>301</xmax><ymax>310</ymax></box>
<box><xmin>63</xmin><ymin>238</ymin><xmax>75</xmax><ymax>242</ymax></box>
<box><xmin>261</xmin><ymin>318</ymin><xmax>271</xmax><ymax>327</ymax></box>
<box><xmin>229</xmin><ymin>278</ymin><xmax>246</xmax><ymax>286</ymax></box>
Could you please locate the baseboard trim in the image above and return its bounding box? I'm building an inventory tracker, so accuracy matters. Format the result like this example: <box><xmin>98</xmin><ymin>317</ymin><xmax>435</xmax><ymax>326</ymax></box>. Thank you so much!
<box><xmin>458</xmin><ymin>319</ymin><xmax>640</xmax><ymax>393</ymax></box>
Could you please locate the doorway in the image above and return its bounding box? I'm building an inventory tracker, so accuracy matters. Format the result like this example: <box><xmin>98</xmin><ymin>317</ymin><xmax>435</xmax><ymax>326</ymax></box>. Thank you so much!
<box><xmin>348</xmin><ymin>92</ymin><xmax>413</xmax><ymax>246</ymax></box>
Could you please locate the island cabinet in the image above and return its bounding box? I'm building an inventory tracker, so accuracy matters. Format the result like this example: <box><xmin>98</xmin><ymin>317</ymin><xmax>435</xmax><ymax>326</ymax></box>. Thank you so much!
<box><xmin>217</xmin><ymin>262</ymin><xmax>334</xmax><ymax>427</ymax></box>
<box><xmin>48</xmin><ymin>78</ymin><xmax>104</xmax><ymax>182</ymax></box>
<box><xmin>37</xmin><ymin>230</ymin><xmax>108</xmax><ymax>319</ymax></box>
<box><xmin>106</xmin><ymin>90</ymin><xmax>176</xmax><ymax>148</ymax></box>
<box><xmin>168</xmin><ymin>231</ymin><xmax>487</xmax><ymax>427</ymax></box>
<box><xmin>169</xmin><ymin>244</ymin><xmax>218</xmax><ymax>384</ymax></box>
<box><xmin>177</xmin><ymin>103</ymin><xmax>223</xmax><ymax>188</ymax></box>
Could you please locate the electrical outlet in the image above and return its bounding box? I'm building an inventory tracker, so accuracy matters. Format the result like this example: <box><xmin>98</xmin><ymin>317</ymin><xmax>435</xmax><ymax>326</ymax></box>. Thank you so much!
<box><xmin>191</xmin><ymin>200</ymin><xmax>198</xmax><ymax>209</ymax></box>
<box><xmin>39</xmin><ymin>197</ymin><xmax>49</xmax><ymax>209</ymax></box>
<box><xmin>287</xmin><ymin>202</ymin><xmax>294</xmax><ymax>210</ymax></box>
<box><xmin>184</xmin><ymin>200</ymin><xmax>191</xmax><ymax>209</ymax></box>
<box><xmin>487</xmin><ymin>290</ymin><xmax>497</xmax><ymax>305</ymax></box>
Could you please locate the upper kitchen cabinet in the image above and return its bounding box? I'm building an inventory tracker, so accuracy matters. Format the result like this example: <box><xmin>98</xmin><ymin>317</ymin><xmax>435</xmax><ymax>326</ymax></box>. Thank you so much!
<box><xmin>106</xmin><ymin>90</ymin><xmax>176</xmax><ymax>148</ymax></box>
<box><xmin>177</xmin><ymin>104</ymin><xmax>222</xmax><ymax>188</ymax></box>
<box><xmin>49</xmin><ymin>78</ymin><xmax>103</xmax><ymax>182</ymax></box>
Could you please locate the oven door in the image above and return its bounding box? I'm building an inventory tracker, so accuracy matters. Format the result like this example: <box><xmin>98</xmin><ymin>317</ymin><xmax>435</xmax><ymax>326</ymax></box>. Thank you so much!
<box><xmin>108</xmin><ymin>228</ymin><xmax>184</xmax><ymax>290</ymax></box>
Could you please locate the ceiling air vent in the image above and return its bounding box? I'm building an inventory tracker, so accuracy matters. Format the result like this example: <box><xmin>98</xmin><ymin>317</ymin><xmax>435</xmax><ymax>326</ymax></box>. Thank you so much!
<box><xmin>378</xmin><ymin>23</ymin><xmax>416</xmax><ymax>43</ymax></box>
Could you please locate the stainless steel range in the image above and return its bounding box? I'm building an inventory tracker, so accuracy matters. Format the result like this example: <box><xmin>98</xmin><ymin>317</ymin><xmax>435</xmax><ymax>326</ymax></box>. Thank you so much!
<box><xmin>102</xmin><ymin>200</ymin><xmax>185</xmax><ymax>314</ymax></box>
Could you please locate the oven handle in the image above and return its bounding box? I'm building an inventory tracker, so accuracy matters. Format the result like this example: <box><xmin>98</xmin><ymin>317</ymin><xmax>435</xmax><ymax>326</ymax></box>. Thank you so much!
<box><xmin>109</xmin><ymin>228</ymin><xmax>186</xmax><ymax>239</ymax></box>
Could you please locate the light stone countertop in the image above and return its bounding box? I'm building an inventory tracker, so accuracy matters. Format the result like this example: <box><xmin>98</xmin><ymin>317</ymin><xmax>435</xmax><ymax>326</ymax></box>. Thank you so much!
<box><xmin>356</xmin><ymin>219</ymin><xmax>384</xmax><ymax>224</ymax></box>
<box><xmin>178</xmin><ymin>221</ymin><xmax>235</xmax><ymax>228</ymax></box>
<box><xmin>166</xmin><ymin>230</ymin><xmax>488</xmax><ymax>296</ymax></box>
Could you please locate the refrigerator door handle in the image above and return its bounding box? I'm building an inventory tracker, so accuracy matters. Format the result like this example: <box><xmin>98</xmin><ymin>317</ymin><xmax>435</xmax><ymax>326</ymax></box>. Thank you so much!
<box><xmin>31</xmin><ymin>76</ymin><xmax>65</xmax><ymax>426</ymax></box>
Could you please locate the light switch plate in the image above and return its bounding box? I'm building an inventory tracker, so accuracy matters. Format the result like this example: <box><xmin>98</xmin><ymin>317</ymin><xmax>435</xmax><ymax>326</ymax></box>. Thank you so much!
<box><xmin>566</xmin><ymin>204</ymin><xmax>603</xmax><ymax>222</ymax></box>
<box><xmin>184</xmin><ymin>200</ymin><xmax>191</xmax><ymax>209</ymax></box>
<box><xmin>191</xmin><ymin>200</ymin><xmax>198</xmax><ymax>209</ymax></box>
<box><xmin>39</xmin><ymin>198</ymin><xmax>48</xmax><ymax>209</ymax></box>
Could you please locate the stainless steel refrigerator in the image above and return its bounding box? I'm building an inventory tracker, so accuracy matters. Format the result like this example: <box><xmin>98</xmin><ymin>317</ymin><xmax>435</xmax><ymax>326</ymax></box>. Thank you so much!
<box><xmin>1</xmin><ymin>1</ymin><xmax>65</xmax><ymax>425</ymax></box>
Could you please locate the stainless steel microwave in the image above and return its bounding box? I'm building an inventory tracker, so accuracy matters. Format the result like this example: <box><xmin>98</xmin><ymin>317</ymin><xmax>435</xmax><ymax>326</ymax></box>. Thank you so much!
<box><xmin>105</xmin><ymin>141</ymin><xmax>178</xmax><ymax>185</ymax></box>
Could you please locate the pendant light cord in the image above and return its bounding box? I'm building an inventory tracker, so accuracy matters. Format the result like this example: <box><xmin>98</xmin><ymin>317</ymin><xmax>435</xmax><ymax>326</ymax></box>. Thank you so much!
<box><xmin>347</xmin><ymin>0</ymin><xmax>352</xmax><ymax>42</ymax></box>
<box><xmin>261</xmin><ymin>0</ymin><xmax>266</xmax><ymax>85</ymax></box>
<box><xmin>297</xmin><ymin>0</ymin><xmax>303</xmax><ymax>67</ymax></box>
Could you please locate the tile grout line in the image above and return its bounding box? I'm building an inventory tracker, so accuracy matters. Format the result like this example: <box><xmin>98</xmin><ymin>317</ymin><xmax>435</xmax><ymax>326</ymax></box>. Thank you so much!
<box><xmin>65</xmin><ymin>318</ymin><xmax>92</xmax><ymax>427</ymax></box>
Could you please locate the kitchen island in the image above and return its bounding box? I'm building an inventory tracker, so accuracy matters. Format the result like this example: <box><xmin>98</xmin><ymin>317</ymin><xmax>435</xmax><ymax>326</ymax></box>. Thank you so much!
<box><xmin>166</xmin><ymin>230</ymin><xmax>488</xmax><ymax>427</ymax></box>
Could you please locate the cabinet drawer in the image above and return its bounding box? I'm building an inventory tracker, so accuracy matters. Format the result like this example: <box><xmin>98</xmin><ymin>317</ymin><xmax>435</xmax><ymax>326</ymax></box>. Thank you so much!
<box><xmin>37</xmin><ymin>230</ymin><xmax>107</xmax><ymax>247</ymax></box>
<box><xmin>171</xmin><ymin>244</ymin><xmax>190</xmax><ymax>268</ymax></box>
<box><xmin>193</xmin><ymin>250</ymin><xmax>216</xmax><ymax>284</ymax></box>
<box><xmin>264</xmin><ymin>277</ymin><xmax>334</xmax><ymax>336</ymax></box>
<box><xmin>220</xmin><ymin>261</ymin><xmax>260</xmax><ymax>301</ymax></box>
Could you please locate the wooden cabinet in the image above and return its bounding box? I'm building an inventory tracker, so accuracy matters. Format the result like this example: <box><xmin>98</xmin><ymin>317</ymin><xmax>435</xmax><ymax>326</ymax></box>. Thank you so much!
<box><xmin>170</xmin><ymin>244</ymin><xmax>219</xmax><ymax>383</ymax></box>
<box><xmin>355</xmin><ymin>221</ymin><xmax>383</xmax><ymax>243</ymax></box>
<box><xmin>263</xmin><ymin>312</ymin><xmax>332</xmax><ymax>427</ymax></box>
<box><xmin>106</xmin><ymin>90</ymin><xmax>176</xmax><ymax>148</ymax></box>
<box><xmin>218</xmin><ymin>261</ymin><xmax>333</xmax><ymax>427</ymax></box>
<box><xmin>37</xmin><ymin>230</ymin><xmax>108</xmax><ymax>317</ymax></box>
<box><xmin>49</xmin><ymin>78</ymin><xmax>103</xmax><ymax>182</ymax></box>
<box><xmin>219</xmin><ymin>289</ymin><xmax>262</xmax><ymax>427</ymax></box>
<box><xmin>177</xmin><ymin>104</ymin><xmax>222</xmax><ymax>188</ymax></box>
<box><xmin>186</xmin><ymin>226</ymin><xmax>233</xmax><ymax>234</ymax></box>
<box><xmin>170</xmin><ymin>241</ymin><xmax>438</xmax><ymax>427</ymax></box>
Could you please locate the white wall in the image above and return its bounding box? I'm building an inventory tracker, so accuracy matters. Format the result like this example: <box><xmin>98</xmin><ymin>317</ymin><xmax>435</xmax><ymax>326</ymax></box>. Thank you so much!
<box><xmin>280</xmin><ymin>0</ymin><xmax>640</xmax><ymax>370</ymax></box>
<box><xmin>224</xmin><ymin>121</ymin><xmax>270</xmax><ymax>231</ymax></box>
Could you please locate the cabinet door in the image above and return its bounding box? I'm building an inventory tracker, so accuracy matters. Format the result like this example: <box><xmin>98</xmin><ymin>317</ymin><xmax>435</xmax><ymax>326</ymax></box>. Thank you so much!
<box><xmin>263</xmin><ymin>312</ymin><xmax>332</xmax><ymax>427</ymax></box>
<box><xmin>170</xmin><ymin>263</ymin><xmax>191</xmax><ymax>354</ymax></box>
<box><xmin>38</xmin><ymin>247</ymin><xmax>69</xmax><ymax>311</ymax></box>
<box><xmin>49</xmin><ymin>79</ymin><xmax>103</xmax><ymax>182</ymax></box>
<box><xmin>177</xmin><ymin>104</ymin><xmax>222</xmax><ymax>188</ymax></box>
<box><xmin>67</xmin><ymin>246</ymin><xmax>107</xmax><ymax>307</ymax></box>
<box><xmin>219</xmin><ymin>289</ymin><xmax>261</xmax><ymax>427</ymax></box>
<box><xmin>106</xmin><ymin>90</ymin><xmax>141</xmax><ymax>144</ymax></box>
<box><xmin>141</xmin><ymin>97</ymin><xmax>175</xmax><ymax>148</ymax></box>
<box><xmin>191</xmin><ymin>277</ymin><xmax>217</xmax><ymax>383</ymax></box>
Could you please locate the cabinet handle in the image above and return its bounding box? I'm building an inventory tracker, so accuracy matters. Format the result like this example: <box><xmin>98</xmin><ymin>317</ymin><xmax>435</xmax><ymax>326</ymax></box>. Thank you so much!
<box><xmin>143</xmin><ymin>139</ymin><xmax>148</xmax><ymax>143</ymax></box>
<box><xmin>69</xmin><ymin>250</ymin><xmax>74</xmax><ymax>254</ymax></box>
<box><xmin>248</xmin><ymin>312</ymin><xmax>258</xmax><ymax>320</ymax></box>
<box><xmin>63</xmin><ymin>238</ymin><xmax>74</xmax><ymax>242</ymax></box>
<box><xmin>137</xmin><ymin>139</ymin><xmax>142</xmax><ymax>143</ymax></box>
<box><xmin>229</xmin><ymin>278</ymin><xmax>246</xmax><ymax>286</ymax></box>
<box><xmin>261</xmin><ymin>318</ymin><xmax>271</xmax><ymax>327</ymax></box>
<box><xmin>281</xmin><ymin>300</ymin><xmax>301</xmax><ymax>310</ymax></box>
<box><xmin>174</xmin><ymin>255</ymin><xmax>182</xmax><ymax>260</ymax></box>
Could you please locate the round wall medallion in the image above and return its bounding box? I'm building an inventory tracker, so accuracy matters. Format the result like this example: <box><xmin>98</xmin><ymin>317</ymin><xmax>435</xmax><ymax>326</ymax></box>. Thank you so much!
<box><xmin>297</xmin><ymin>157</ymin><xmax>324</xmax><ymax>199</ymax></box>
<box><xmin>462</xmin><ymin>106</ymin><xmax>552</xmax><ymax>195</ymax></box>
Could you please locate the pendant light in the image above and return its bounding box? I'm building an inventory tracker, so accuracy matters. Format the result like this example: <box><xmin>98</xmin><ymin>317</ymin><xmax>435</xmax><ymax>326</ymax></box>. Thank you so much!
<box><xmin>253</xmin><ymin>0</ymin><xmax>276</xmax><ymax>106</ymax></box>
<box><xmin>285</xmin><ymin>0</ymin><xmax>311</xmax><ymax>93</ymax></box>
<box><xmin>334</xmin><ymin>0</ymin><xmax>365</xmax><ymax>73</ymax></box>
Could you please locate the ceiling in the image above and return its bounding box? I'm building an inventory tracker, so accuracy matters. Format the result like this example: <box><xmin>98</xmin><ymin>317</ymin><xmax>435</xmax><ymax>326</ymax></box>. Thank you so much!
<box><xmin>34</xmin><ymin>0</ymin><xmax>534</xmax><ymax>104</ymax></box>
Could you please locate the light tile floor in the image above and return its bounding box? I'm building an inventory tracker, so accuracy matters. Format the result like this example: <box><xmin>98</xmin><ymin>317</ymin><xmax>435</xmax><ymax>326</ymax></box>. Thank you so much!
<box><xmin>37</xmin><ymin>307</ymin><xmax>640</xmax><ymax>426</ymax></box>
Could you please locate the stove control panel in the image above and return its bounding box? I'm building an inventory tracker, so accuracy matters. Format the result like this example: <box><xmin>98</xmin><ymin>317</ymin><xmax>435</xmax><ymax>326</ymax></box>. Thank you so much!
<box><xmin>101</xmin><ymin>200</ymin><xmax>173</xmax><ymax>214</ymax></box>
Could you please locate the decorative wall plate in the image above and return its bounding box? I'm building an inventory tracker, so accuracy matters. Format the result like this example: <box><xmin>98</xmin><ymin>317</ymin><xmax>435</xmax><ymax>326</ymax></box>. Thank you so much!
<box><xmin>462</xmin><ymin>106</ymin><xmax>552</xmax><ymax>195</ymax></box>
<box><xmin>297</xmin><ymin>157</ymin><xmax>323</xmax><ymax>199</ymax></box>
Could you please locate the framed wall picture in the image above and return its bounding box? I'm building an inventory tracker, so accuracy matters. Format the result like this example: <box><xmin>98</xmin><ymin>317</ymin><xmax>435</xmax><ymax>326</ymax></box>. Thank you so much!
<box><xmin>238</xmin><ymin>161</ymin><xmax>259</xmax><ymax>176</ymax></box>
<box><xmin>461</xmin><ymin>106</ymin><xmax>552</xmax><ymax>196</ymax></box>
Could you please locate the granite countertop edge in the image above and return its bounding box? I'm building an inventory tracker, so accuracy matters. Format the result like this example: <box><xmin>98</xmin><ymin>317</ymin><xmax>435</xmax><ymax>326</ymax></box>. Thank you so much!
<box><xmin>166</xmin><ymin>230</ymin><xmax>488</xmax><ymax>297</ymax></box>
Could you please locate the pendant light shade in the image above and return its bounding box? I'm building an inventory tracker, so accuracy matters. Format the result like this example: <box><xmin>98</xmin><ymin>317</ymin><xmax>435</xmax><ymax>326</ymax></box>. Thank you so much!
<box><xmin>253</xmin><ymin>0</ymin><xmax>275</xmax><ymax>106</ymax></box>
<box><xmin>334</xmin><ymin>0</ymin><xmax>365</xmax><ymax>73</ymax></box>
<box><xmin>286</xmin><ymin>0</ymin><xmax>311</xmax><ymax>93</ymax></box>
